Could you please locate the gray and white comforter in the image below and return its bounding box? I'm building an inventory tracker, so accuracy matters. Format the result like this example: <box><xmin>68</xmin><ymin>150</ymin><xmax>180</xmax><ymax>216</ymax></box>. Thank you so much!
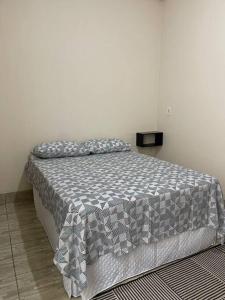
<box><xmin>25</xmin><ymin>151</ymin><xmax>225</xmax><ymax>294</ymax></box>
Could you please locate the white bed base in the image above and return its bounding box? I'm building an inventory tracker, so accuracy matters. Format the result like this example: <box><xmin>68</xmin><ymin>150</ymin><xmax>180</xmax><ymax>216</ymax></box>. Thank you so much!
<box><xmin>33</xmin><ymin>188</ymin><xmax>218</xmax><ymax>300</ymax></box>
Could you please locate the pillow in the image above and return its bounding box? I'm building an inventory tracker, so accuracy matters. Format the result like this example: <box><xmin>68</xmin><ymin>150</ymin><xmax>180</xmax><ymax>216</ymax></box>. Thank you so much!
<box><xmin>32</xmin><ymin>141</ymin><xmax>90</xmax><ymax>158</ymax></box>
<box><xmin>84</xmin><ymin>138</ymin><xmax>131</xmax><ymax>154</ymax></box>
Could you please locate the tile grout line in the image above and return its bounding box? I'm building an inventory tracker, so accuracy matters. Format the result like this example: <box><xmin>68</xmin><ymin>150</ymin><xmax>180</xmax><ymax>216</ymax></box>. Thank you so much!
<box><xmin>5</xmin><ymin>195</ymin><xmax>21</xmax><ymax>300</ymax></box>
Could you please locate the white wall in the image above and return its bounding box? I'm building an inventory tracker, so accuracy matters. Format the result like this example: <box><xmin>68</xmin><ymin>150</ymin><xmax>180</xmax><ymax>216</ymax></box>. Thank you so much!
<box><xmin>0</xmin><ymin>0</ymin><xmax>162</xmax><ymax>193</ymax></box>
<box><xmin>1</xmin><ymin>0</ymin><xmax>225</xmax><ymax>195</ymax></box>
<box><xmin>157</xmin><ymin>0</ymin><xmax>225</xmax><ymax>192</ymax></box>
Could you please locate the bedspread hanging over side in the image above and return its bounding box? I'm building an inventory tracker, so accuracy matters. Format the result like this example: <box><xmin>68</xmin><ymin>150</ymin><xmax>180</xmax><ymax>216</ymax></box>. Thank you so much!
<box><xmin>25</xmin><ymin>151</ymin><xmax>225</xmax><ymax>295</ymax></box>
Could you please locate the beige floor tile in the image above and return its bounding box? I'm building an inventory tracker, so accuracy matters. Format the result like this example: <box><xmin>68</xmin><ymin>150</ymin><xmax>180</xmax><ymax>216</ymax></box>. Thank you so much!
<box><xmin>0</xmin><ymin>244</ymin><xmax>13</xmax><ymax>261</ymax></box>
<box><xmin>8</xmin><ymin>209</ymin><xmax>36</xmax><ymax>220</ymax></box>
<box><xmin>8</xmin><ymin>213</ymin><xmax>41</xmax><ymax>231</ymax></box>
<box><xmin>8</xmin><ymin>209</ymin><xmax>39</xmax><ymax>224</ymax></box>
<box><xmin>10</xmin><ymin>226</ymin><xmax>47</xmax><ymax>245</ymax></box>
<box><xmin>6</xmin><ymin>201</ymin><xmax>35</xmax><ymax>214</ymax></box>
<box><xmin>12</xmin><ymin>238</ymin><xmax>54</xmax><ymax>276</ymax></box>
<box><xmin>0</xmin><ymin>203</ymin><xmax>6</xmax><ymax>216</ymax></box>
<box><xmin>0</xmin><ymin>215</ymin><xmax>8</xmax><ymax>232</ymax></box>
<box><xmin>0</xmin><ymin>257</ymin><xmax>15</xmax><ymax>280</ymax></box>
<box><xmin>12</xmin><ymin>237</ymin><xmax>51</xmax><ymax>256</ymax></box>
<box><xmin>0</xmin><ymin>230</ymin><xmax>11</xmax><ymax>249</ymax></box>
<box><xmin>0</xmin><ymin>245</ymin><xmax>14</xmax><ymax>281</ymax></box>
<box><xmin>17</xmin><ymin>266</ymin><xmax>71</xmax><ymax>300</ymax></box>
<box><xmin>0</xmin><ymin>194</ymin><xmax>5</xmax><ymax>205</ymax></box>
<box><xmin>0</xmin><ymin>276</ymin><xmax>19</xmax><ymax>300</ymax></box>
<box><xmin>5</xmin><ymin>190</ymin><xmax>33</xmax><ymax>203</ymax></box>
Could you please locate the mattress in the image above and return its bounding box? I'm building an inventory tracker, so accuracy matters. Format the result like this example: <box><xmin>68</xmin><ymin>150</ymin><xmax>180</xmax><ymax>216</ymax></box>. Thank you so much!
<box><xmin>25</xmin><ymin>151</ymin><xmax>225</xmax><ymax>296</ymax></box>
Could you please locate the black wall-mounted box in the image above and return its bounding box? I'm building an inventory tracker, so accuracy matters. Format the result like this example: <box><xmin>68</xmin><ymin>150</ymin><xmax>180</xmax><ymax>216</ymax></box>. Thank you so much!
<box><xmin>136</xmin><ymin>131</ymin><xmax>163</xmax><ymax>147</ymax></box>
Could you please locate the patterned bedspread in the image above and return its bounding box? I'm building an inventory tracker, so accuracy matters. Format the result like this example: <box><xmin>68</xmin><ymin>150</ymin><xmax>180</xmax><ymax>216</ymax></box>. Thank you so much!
<box><xmin>25</xmin><ymin>151</ymin><xmax>225</xmax><ymax>294</ymax></box>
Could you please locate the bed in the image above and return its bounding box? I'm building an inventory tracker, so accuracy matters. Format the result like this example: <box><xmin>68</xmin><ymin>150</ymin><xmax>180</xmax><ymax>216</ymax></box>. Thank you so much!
<box><xmin>25</xmin><ymin>145</ymin><xmax>225</xmax><ymax>300</ymax></box>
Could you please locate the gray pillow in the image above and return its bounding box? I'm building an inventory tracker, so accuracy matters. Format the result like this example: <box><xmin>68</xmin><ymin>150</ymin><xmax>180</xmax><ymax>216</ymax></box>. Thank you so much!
<box><xmin>84</xmin><ymin>138</ymin><xmax>131</xmax><ymax>154</ymax></box>
<box><xmin>32</xmin><ymin>141</ymin><xmax>90</xmax><ymax>158</ymax></box>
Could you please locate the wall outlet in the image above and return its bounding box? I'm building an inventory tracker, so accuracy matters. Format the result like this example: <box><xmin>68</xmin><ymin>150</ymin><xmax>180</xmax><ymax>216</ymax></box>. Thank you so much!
<box><xmin>166</xmin><ymin>106</ymin><xmax>173</xmax><ymax>115</ymax></box>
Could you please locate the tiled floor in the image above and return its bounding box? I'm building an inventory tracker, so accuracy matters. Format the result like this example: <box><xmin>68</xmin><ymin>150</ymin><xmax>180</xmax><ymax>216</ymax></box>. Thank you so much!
<box><xmin>0</xmin><ymin>191</ymin><xmax>78</xmax><ymax>300</ymax></box>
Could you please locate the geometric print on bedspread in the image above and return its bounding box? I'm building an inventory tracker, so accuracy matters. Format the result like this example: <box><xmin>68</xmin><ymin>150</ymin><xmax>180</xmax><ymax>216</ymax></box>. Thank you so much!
<box><xmin>25</xmin><ymin>151</ymin><xmax>225</xmax><ymax>295</ymax></box>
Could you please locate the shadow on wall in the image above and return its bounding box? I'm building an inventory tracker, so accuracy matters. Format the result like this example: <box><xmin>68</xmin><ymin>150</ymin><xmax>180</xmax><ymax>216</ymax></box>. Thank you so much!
<box><xmin>137</xmin><ymin>146</ymin><xmax>161</xmax><ymax>157</ymax></box>
<box><xmin>17</xmin><ymin>170</ymin><xmax>32</xmax><ymax>193</ymax></box>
